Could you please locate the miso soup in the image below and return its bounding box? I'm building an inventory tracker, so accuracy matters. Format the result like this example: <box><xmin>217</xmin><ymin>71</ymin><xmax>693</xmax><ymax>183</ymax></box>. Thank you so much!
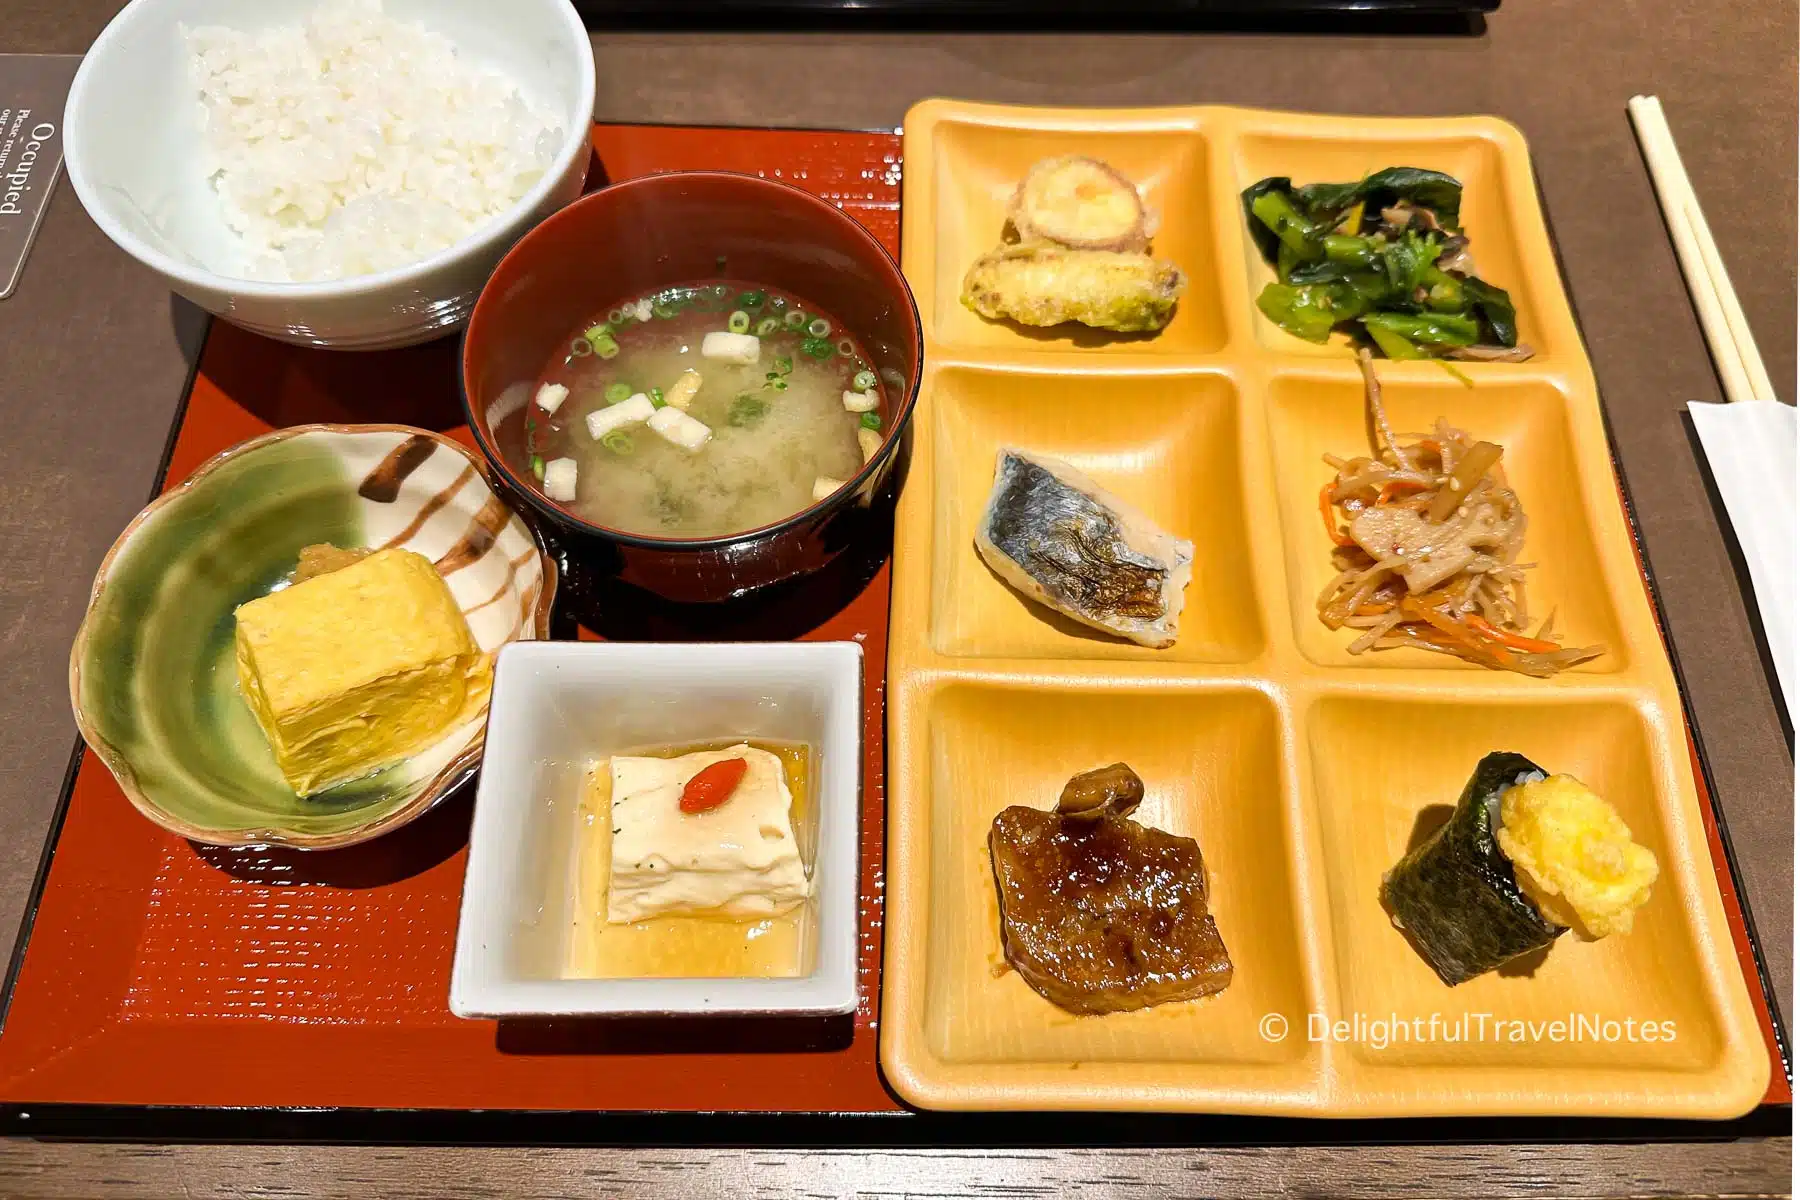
<box><xmin>524</xmin><ymin>281</ymin><xmax>890</xmax><ymax>538</ymax></box>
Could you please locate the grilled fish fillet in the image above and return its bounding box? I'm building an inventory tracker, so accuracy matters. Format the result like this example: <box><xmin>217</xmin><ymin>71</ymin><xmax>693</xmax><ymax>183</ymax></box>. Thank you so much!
<box><xmin>988</xmin><ymin>805</ymin><xmax>1233</xmax><ymax>1015</ymax></box>
<box><xmin>976</xmin><ymin>449</ymin><xmax>1193</xmax><ymax>648</ymax></box>
<box><xmin>961</xmin><ymin>244</ymin><xmax>1185</xmax><ymax>333</ymax></box>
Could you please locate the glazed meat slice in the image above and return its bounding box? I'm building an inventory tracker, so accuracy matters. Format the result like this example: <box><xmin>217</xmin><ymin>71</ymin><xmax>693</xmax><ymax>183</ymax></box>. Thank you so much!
<box><xmin>988</xmin><ymin>804</ymin><xmax>1233</xmax><ymax>1015</ymax></box>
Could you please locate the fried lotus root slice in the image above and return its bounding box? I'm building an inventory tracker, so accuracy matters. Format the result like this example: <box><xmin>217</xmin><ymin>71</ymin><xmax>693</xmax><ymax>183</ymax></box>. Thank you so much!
<box><xmin>1007</xmin><ymin>155</ymin><xmax>1151</xmax><ymax>252</ymax></box>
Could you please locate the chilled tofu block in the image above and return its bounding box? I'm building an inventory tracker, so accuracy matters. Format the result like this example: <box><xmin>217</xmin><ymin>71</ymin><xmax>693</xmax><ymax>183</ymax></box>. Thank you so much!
<box><xmin>606</xmin><ymin>744</ymin><xmax>809</xmax><ymax>924</ymax></box>
<box><xmin>233</xmin><ymin>547</ymin><xmax>491</xmax><ymax>796</ymax></box>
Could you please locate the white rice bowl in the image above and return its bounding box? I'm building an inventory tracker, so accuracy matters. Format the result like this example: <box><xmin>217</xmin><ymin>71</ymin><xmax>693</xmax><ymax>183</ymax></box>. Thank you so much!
<box><xmin>187</xmin><ymin>0</ymin><xmax>564</xmax><ymax>282</ymax></box>
<box><xmin>60</xmin><ymin>0</ymin><xmax>596</xmax><ymax>348</ymax></box>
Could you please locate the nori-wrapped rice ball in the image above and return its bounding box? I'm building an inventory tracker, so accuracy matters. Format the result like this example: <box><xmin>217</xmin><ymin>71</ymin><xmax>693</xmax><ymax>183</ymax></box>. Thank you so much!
<box><xmin>1381</xmin><ymin>752</ymin><xmax>1566</xmax><ymax>985</ymax></box>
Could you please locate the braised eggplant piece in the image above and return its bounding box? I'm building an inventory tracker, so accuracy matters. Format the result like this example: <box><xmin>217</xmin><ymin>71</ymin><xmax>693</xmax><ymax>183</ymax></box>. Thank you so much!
<box><xmin>989</xmin><ymin>764</ymin><xmax>1233</xmax><ymax>1015</ymax></box>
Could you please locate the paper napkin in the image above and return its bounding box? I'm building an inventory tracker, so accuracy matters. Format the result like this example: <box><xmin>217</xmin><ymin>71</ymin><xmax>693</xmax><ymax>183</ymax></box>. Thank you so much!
<box><xmin>1687</xmin><ymin>399</ymin><xmax>1797</xmax><ymax>731</ymax></box>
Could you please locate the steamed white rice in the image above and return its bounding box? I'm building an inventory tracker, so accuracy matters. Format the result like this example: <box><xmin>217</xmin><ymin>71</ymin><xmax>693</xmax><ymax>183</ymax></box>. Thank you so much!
<box><xmin>186</xmin><ymin>0</ymin><xmax>563</xmax><ymax>283</ymax></box>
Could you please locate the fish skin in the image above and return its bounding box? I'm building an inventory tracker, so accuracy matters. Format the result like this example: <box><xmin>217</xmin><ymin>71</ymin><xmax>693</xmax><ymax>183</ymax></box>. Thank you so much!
<box><xmin>961</xmin><ymin>244</ymin><xmax>1185</xmax><ymax>332</ymax></box>
<box><xmin>976</xmin><ymin>450</ymin><xmax>1193</xmax><ymax>648</ymax></box>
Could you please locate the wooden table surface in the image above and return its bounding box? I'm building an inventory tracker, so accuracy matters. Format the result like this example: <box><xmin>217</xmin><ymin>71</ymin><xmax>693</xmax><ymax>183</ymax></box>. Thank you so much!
<box><xmin>0</xmin><ymin>2</ymin><xmax>1792</xmax><ymax>1196</ymax></box>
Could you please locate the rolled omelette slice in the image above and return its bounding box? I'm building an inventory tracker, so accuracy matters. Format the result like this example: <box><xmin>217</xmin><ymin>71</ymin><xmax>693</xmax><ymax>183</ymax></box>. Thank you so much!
<box><xmin>976</xmin><ymin>448</ymin><xmax>1194</xmax><ymax>648</ymax></box>
<box><xmin>234</xmin><ymin>547</ymin><xmax>490</xmax><ymax>796</ymax></box>
<box><xmin>1495</xmin><ymin>773</ymin><xmax>1659</xmax><ymax>938</ymax></box>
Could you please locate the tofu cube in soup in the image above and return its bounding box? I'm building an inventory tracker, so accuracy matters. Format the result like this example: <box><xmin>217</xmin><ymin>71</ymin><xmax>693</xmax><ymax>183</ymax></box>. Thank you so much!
<box><xmin>542</xmin><ymin>457</ymin><xmax>578</xmax><ymax>501</ymax></box>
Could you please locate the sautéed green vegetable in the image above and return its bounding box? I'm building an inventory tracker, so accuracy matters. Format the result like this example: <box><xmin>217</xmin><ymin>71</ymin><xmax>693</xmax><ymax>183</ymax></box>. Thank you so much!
<box><xmin>1241</xmin><ymin>168</ymin><xmax>1529</xmax><ymax>362</ymax></box>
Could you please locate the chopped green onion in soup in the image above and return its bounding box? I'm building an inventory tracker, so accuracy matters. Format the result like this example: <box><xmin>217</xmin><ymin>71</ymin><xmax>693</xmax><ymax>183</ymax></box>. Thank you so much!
<box><xmin>525</xmin><ymin>280</ymin><xmax>883</xmax><ymax>537</ymax></box>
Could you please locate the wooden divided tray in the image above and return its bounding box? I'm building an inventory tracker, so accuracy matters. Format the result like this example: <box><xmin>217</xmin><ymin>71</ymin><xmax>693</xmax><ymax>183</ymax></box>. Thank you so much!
<box><xmin>880</xmin><ymin>101</ymin><xmax>1787</xmax><ymax>1117</ymax></box>
<box><xmin>0</xmin><ymin>118</ymin><xmax>1784</xmax><ymax>1135</ymax></box>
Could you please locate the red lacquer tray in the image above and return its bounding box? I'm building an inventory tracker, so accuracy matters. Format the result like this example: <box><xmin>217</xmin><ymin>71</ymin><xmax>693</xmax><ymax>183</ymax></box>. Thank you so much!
<box><xmin>0</xmin><ymin>125</ymin><xmax>902</xmax><ymax>1117</ymax></box>
<box><xmin>0</xmin><ymin>124</ymin><xmax>1784</xmax><ymax>1131</ymax></box>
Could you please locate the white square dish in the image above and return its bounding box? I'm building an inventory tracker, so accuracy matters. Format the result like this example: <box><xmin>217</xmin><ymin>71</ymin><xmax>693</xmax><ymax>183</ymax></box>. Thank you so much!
<box><xmin>450</xmin><ymin>640</ymin><xmax>863</xmax><ymax>1019</ymax></box>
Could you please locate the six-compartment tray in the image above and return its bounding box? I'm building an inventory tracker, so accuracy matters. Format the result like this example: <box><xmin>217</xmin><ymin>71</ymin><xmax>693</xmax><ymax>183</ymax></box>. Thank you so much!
<box><xmin>879</xmin><ymin>100</ymin><xmax>1773</xmax><ymax>1117</ymax></box>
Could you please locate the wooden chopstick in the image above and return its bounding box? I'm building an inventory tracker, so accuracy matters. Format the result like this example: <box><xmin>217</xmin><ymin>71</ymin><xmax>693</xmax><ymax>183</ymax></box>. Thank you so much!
<box><xmin>1627</xmin><ymin>94</ymin><xmax>1777</xmax><ymax>405</ymax></box>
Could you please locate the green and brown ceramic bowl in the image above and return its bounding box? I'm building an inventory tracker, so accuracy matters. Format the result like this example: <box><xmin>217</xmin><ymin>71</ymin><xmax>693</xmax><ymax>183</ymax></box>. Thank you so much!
<box><xmin>70</xmin><ymin>425</ymin><xmax>557</xmax><ymax>850</ymax></box>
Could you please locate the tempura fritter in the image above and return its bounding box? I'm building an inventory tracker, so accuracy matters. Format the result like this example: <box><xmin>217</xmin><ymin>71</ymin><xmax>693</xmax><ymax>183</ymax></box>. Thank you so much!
<box><xmin>961</xmin><ymin>244</ymin><xmax>1186</xmax><ymax>333</ymax></box>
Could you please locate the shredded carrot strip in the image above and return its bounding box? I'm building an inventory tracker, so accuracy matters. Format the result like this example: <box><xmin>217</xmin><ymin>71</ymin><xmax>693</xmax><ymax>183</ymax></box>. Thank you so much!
<box><xmin>1319</xmin><ymin>483</ymin><xmax>1354</xmax><ymax>547</ymax></box>
<box><xmin>1405</xmin><ymin>626</ymin><xmax>1511</xmax><ymax>666</ymax></box>
<box><xmin>1401</xmin><ymin>596</ymin><xmax>1513</xmax><ymax>665</ymax></box>
<box><xmin>1408</xmin><ymin>586</ymin><xmax>1457</xmax><ymax>611</ymax></box>
<box><xmin>1465</xmin><ymin>614</ymin><xmax>1562</xmax><ymax>654</ymax></box>
<box><xmin>1376</xmin><ymin>479</ymin><xmax>1433</xmax><ymax>504</ymax></box>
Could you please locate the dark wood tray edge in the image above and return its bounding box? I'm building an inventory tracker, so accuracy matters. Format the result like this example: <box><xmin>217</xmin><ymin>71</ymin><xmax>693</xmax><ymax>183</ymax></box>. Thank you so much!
<box><xmin>0</xmin><ymin>1101</ymin><xmax>1787</xmax><ymax>1145</ymax></box>
<box><xmin>569</xmin><ymin>4</ymin><xmax>1497</xmax><ymax>37</ymax></box>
